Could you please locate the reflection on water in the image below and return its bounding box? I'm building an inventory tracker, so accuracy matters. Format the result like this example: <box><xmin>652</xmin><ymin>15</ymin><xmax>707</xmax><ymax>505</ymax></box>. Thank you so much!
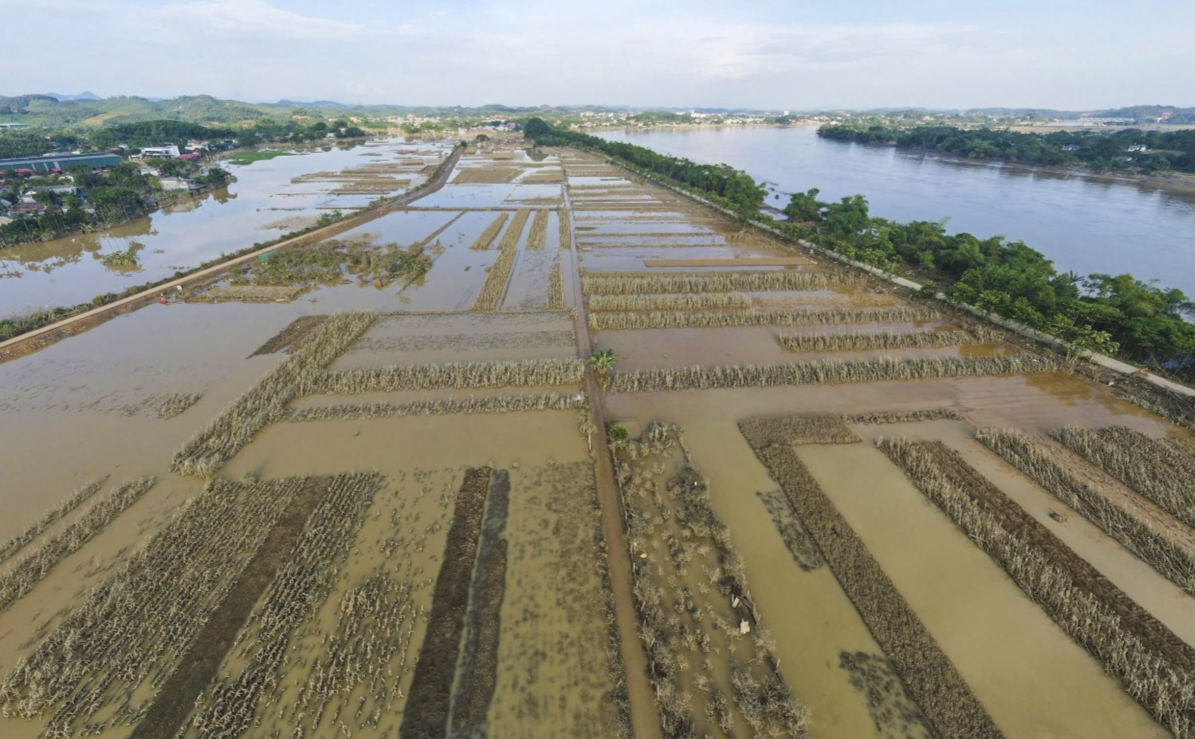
<box><xmin>0</xmin><ymin>139</ymin><xmax>452</xmax><ymax>318</ymax></box>
<box><xmin>596</xmin><ymin>127</ymin><xmax>1195</xmax><ymax>296</ymax></box>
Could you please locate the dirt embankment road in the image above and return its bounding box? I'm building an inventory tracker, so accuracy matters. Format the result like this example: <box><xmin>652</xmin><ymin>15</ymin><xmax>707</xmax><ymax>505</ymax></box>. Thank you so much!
<box><xmin>0</xmin><ymin>145</ymin><xmax>464</xmax><ymax>366</ymax></box>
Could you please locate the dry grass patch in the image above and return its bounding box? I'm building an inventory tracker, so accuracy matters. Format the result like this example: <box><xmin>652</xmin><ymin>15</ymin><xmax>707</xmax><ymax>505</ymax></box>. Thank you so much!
<box><xmin>287</xmin><ymin>392</ymin><xmax>585</xmax><ymax>422</ymax></box>
<box><xmin>453</xmin><ymin>166</ymin><xmax>522</xmax><ymax>184</ymax></box>
<box><xmin>608</xmin><ymin>354</ymin><xmax>1055</xmax><ymax>393</ymax></box>
<box><xmin>581</xmin><ymin>271</ymin><xmax>855</xmax><ymax>295</ymax></box>
<box><xmin>589</xmin><ymin>306</ymin><xmax>939</xmax><ymax>331</ymax></box>
<box><xmin>588</xmin><ymin>292</ymin><xmax>752</xmax><ymax>312</ymax></box>
<box><xmin>778</xmin><ymin>328</ymin><xmax>998</xmax><ymax>353</ymax></box>
<box><xmin>317</xmin><ymin>357</ymin><xmax>585</xmax><ymax>394</ymax></box>
<box><xmin>527</xmin><ymin>209</ymin><xmax>549</xmax><ymax>250</ymax></box>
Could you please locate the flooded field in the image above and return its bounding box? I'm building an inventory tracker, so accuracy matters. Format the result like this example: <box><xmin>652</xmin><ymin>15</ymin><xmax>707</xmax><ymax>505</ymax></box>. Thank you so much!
<box><xmin>0</xmin><ymin>139</ymin><xmax>453</xmax><ymax>317</ymax></box>
<box><xmin>0</xmin><ymin>135</ymin><xmax>1193</xmax><ymax>739</ymax></box>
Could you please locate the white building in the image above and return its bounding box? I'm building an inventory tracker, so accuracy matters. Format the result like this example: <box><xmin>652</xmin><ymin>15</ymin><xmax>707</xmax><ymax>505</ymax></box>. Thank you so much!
<box><xmin>141</xmin><ymin>145</ymin><xmax>181</xmax><ymax>159</ymax></box>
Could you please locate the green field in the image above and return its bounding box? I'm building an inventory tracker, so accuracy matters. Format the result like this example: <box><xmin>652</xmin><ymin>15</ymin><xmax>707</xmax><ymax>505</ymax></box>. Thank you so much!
<box><xmin>226</xmin><ymin>150</ymin><xmax>295</xmax><ymax>166</ymax></box>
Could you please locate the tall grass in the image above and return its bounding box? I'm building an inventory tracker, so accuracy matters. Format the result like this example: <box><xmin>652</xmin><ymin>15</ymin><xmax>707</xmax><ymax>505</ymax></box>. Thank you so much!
<box><xmin>978</xmin><ymin>427</ymin><xmax>1195</xmax><ymax>596</ymax></box>
<box><xmin>778</xmin><ymin>328</ymin><xmax>997</xmax><ymax>353</ymax></box>
<box><xmin>589</xmin><ymin>306</ymin><xmax>940</xmax><ymax>331</ymax></box>
<box><xmin>588</xmin><ymin>292</ymin><xmax>752</xmax><ymax>312</ymax></box>
<box><xmin>473</xmin><ymin>210</ymin><xmax>531</xmax><ymax>311</ymax></box>
<box><xmin>1055</xmin><ymin>426</ymin><xmax>1195</xmax><ymax>530</ymax></box>
<box><xmin>581</xmin><ymin>271</ymin><xmax>856</xmax><ymax>295</ymax></box>
<box><xmin>316</xmin><ymin>357</ymin><xmax>585</xmax><ymax>394</ymax></box>
<box><xmin>880</xmin><ymin>438</ymin><xmax>1195</xmax><ymax>737</ymax></box>
<box><xmin>172</xmin><ymin>312</ymin><xmax>376</xmax><ymax>477</ymax></box>
<box><xmin>608</xmin><ymin>354</ymin><xmax>1055</xmax><ymax>393</ymax></box>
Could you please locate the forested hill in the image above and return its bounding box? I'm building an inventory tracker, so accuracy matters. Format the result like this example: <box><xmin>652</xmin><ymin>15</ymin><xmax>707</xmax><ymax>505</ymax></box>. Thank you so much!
<box><xmin>818</xmin><ymin>124</ymin><xmax>1195</xmax><ymax>175</ymax></box>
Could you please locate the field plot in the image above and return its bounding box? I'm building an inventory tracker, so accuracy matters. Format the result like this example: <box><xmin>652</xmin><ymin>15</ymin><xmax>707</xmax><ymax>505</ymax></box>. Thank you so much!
<box><xmin>4</xmin><ymin>134</ymin><xmax>1195</xmax><ymax>739</ymax></box>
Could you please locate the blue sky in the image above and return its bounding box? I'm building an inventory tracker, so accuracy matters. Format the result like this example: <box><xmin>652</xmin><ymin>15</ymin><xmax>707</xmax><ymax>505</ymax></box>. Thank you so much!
<box><xmin>3</xmin><ymin>0</ymin><xmax>1192</xmax><ymax>109</ymax></box>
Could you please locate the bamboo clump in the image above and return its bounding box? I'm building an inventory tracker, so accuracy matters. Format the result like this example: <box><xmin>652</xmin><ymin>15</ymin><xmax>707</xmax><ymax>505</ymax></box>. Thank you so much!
<box><xmin>0</xmin><ymin>478</ymin><xmax>305</xmax><ymax>732</ymax></box>
<box><xmin>880</xmin><ymin>438</ymin><xmax>1195</xmax><ymax>736</ymax></box>
<box><xmin>1055</xmin><ymin>426</ymin><xmax>1195</xmax><ymax>530</ymax></box>
<box><xmin>316</xmin><ymin>357</ymin><xmax>585</xmax><ymax>394</ymax></box>
<box><xmin>589</xmin><ymin>306</ymin><xmax>939</xmax><ymax>331</ymax></box>
<box><xmin>778</xmin><ymin>328</ymin><xmax>998</xmax><ymax>353</ymax></box>
<box><xmin>581</xmin><ymin>270</ymin><xmax>856</xmax><ymax>295</ymax></box>
<box><xmin>189</xmin><ymin>473</ymin><xmax>383</xmax><ymax>738</ymax></box>
<box><xmin>977</xmin><ymin>427</ymin><xmax>1195</xmax><ymax>596</ymax></box>
<box><xmin>588</xmin><ymin>292</ymin><xmax>752</xmax><ymax>312</ymax></box>
<box><xmin>171</xmin><ymin>312</ymin><xmax>376</xmax><ymax>477</ymax></box>
<box><xmin>608</xmin><ymin>354</ymin><xmax>1056</xmax><ymax>393</ymax></box>
<box><xmin>470</xmin><ymin>213</ymin><xmax>508</xmax><ymax>250</ymax></box>
<box><xmin>0</xmin><ymin>478</ymin><xmax>105</xmax><ymax>566</ymax></box>
<box><xmin>473</xmin><ymin>210</ymin><xmax>531</xmax><ymax>311</ymax></box>
<box><xmin>527</xmin><ymin>209</ymin><xmax>549</xmax><ymax>249</ymax></box>
<box><xmin>0</xmin><ymin>477</ymin><xmax>155</xmax><ymax>614</ymax></box>
<box><xmin>287</xmin><ymin>392</ymin><xmax>586</xmax><ymax>422</ymax></box>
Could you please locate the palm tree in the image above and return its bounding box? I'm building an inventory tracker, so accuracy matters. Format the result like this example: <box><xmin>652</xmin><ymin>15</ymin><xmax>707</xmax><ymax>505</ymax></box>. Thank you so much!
<box><xmin>589</xmin><ymin>348</ymin><xmax>618</xmax><ymax>373</ymax></box>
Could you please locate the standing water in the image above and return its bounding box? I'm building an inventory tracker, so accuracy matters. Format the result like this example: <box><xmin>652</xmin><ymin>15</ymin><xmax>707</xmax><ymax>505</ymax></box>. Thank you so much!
<box><xmin>595</xmin><ymin>126</ymin><xmax>1195</xmax><ymax>296</ymax></box>
<box><xmin>0</xmin><ymin>139</ymin><xmax>450</xmax><ymax>318</ymax></box>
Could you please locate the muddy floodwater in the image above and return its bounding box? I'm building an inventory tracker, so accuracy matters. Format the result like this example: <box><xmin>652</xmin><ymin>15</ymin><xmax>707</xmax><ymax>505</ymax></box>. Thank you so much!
<box><xmin>0</xmin><ymin>135</ymin><xmax>1193</xmax><ymax>739</ymax></box>
<box><xmin>0</xmin><ymin>139</ymin><xmax>452</xmax><ymax>317</ymax></box>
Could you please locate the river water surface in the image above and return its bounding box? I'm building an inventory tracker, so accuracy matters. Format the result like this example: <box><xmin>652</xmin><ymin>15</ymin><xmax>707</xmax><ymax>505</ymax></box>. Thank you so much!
<box><xmin>596</xmin><ymin>126</ymin><xmax>1195</xmax><ymax>297</ymax></box>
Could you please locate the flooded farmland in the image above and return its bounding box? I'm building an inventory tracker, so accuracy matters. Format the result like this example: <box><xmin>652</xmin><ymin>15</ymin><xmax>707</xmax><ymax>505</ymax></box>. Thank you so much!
<box><xmin>0</xmin><ymin>139</ymin><xmax>454</xmax><ymax>317</ymax></box>
<box><xmin>0</xmin><ymin>134</ymin><xmax>1194</xmax><ymax>739</ymax></box>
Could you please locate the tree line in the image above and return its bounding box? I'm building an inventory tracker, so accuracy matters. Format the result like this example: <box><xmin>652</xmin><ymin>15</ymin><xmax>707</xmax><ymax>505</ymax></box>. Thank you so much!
<box><xmin>523</xmin><ymin>117</ymin><xmax>1193</xmax><ymax>376</ymax></box>
<box><xmin>818</xmin><ymin>123</ymin><xmax>1195</xmax><ymax>175</ymax></box>
<box><xmin>523</xmin><ymin>118</ymin><xmax>766</xmax><ymax>217</ymax></box>
<box><xmin>785</xmin><ymin>188</ymin><xmax>1195</xmax><ymax>374</ymax></box>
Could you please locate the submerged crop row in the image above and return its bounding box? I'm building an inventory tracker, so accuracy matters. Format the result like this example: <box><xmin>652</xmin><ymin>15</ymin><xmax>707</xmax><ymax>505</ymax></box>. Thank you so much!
<box><xmin>581</xmin><ymin>270</ymin><xmax>856</xmax><ymax>295</ymax></box>
<box><xmin>616</xmin><ymin>424</ymin><xmax>810</xmax><ymax>738</ymax></box>
<box><xmin>172</xmin><ymin>312</ymin><xmax>376</xmax><ymax>477</ymax></box>
<box><xmin>607</xmin><ymin>354</ymin><xmax>1054</xmax><ymax>393</ymax></box>
<box><xmin>316</xmin><ymin>357</ymin><xmax>586</xmax><ymax>394</ymax></box>
<box><xmin>1055</xmin><ymin>426</ymin><xmax>1195</xmax><ymax>530</ymax></box>
<box><xmin>0</xmin><ymin>478</ymin><xmax>104</xmax><ymax>566</ymax></box>
<box><xmin>587</xmin><ymin>292</ymin><xmax>752</xmax><ymax>312</ymax></box>
<box><xmin>880</xmin><ymin>439</ymin><xmax>1195</xmax><ymax>736</ymax></box>
<box><xmin>0</xmin><ymin>477</ymin><xmax>155</xmax><ymax>614</ymax></box>
<box><xmin>778</xmin><ymin>328</ymin><xmax>997</xmax><ymax>353</ymax></box>
<box><xmin>189</xmin><ymin>473</ymin><xmax>383</xmax><ymax>739</ymax></box>
<box><xmin>977</xmin><ymin>427</ymin><xmax>1195</xmax><ymax>596</ymax></box>
<box><xmin>470</xmin><ymin>213</ymin><xmax>508</xmax><ymax>251</ymax></box>
<box><xmin>738</xmin><ymin>417</ymin><xmax>1000</xmax><ymax>738</ymax></box>
<box><xmin>287</xmin><ymin>392</ymin><xmax>586</xmax><ymax>422</ymax></box>
<box><xmin>0</xmin><ymin>477</ymin><xmax>304</xmax><ymax>733</ymax></box>
<box><xmin>473</xmin><ymin>209</ymin><xmax>531</xmax><ymax>311</ymax></box>
<box><xmin>589</xmin><ymin>306</ymin><xmax>940</xmax><ymax>331</ymax></box>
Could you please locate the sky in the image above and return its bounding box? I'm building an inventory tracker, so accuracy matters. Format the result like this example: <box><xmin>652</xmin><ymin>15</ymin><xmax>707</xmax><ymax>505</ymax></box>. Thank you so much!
<box><xmin>3</xmin><ymin>0</ymin><xmax>1193</xmax><ymax>110</ymax></box>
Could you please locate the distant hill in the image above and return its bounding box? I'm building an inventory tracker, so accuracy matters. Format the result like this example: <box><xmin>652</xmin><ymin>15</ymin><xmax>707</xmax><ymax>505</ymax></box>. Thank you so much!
<box><xmin>45</xmin><ymin>91</ymin><xmax>102</xmax><ymax>102</ymax></box>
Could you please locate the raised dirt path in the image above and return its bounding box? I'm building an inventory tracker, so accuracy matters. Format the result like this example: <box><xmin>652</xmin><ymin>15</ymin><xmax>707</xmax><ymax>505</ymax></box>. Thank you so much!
<box><xmin>561</xmin><ymin>180</ymin><xmax>663</xmax><ymax>739</ymax></box>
